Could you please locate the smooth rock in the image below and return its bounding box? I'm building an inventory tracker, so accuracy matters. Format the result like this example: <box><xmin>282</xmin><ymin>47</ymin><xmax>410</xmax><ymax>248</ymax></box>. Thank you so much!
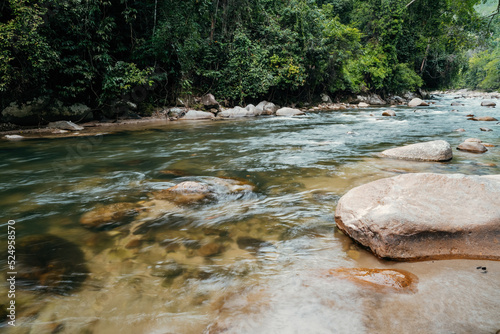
<box><xmin>236</xmin><ymin>236</ymin><xmax>273</xmax><ymax>253</ymax></box>
<box><xmin>335</xmin><ymin>173</ymin><xmax>500</xmax><ymax>260</ymax></box>
<box><xmin>151</xmin><ymin>260</ymin><xmax>183</xmax><ymax>278</ymax></box>
<box><xmin>321</xmin><ymin>93</ymin><xmax>332</xmax><ymax>103</ymax></box>
<box><xmin>483</xmin><ymin>143</ymin><xmax>496</xmax><ymax>147</ymax></box>
<box><xmin>4</xmin><ymin>134</ymin><xmax>24</xmax><ymax>140</ymax></box>
<box><xmin>471</xmin><ymin>116</ymin><xmax>498</xmax><ymax>122</ymax></box>
<box><xmin>325</xmin><ymin>268</ymin><xmax>418</xmax><ymax>293</ymax></box>
<box><xmin>218</xmin><ymin>106</ymin><xmax>256</xmax><ymax>118</ymax></box>
<box><xmin>451</xmin><ymin>102</ymin><xmax>464</xmax><ymax>106</ymax></box>
<box><xmin>358</xmin><ymin>102</ymin><xmax>370</xmax><ymax>107</ymax></box>
<box><xmin>275</xmin><ymin>107</ymin><xmax>305</xmax><ymax>116</ymax></box>
<box><xmin>408</xmin><ymin>98</ymin><xmax>429</xmax><ymax>107</ymax></box>
<box><xmin>256</xmin><ymin>101</ymin><xmax>278</xmax><ymax>115</ymax></box>
<box><xmin>457</xmin><ymin>142</ymin><xmax>488</xmax><ymax>153</ymax></box>
<box><xmin>152</xmin><ymin>181</ymin><xmax>212</xmax><ymax>204</ymax></box>
<box><xmin>47</xmin><ymin>121</ymin><xmax>84</xmax><ymax>131</ymax></box>
<box><xmin>17</xmin><ymin>234</ymin><xmax>88</xmax><ymax>293</ymax></box>
<box><xmin>382</xmin><ymin>110</ymin><xmax>396</xmax><ymax>117</ymax></box>
<box><xmin>481</xmin><ymin>101</ymin><xmax>496</xmax><ymax>107</ymax></box>
<box><xmin>80</xmin><ymin>202</ymin><xmax>140</xmax><ymax>229</ymax></box>
<box><xmin>480</xmin><ymin>128</ymin><xmax>493</xmax><ymax>132</ymax></box>
<box><xmin>454</xmin><ymin>128</ymin><xmax>466</xmax><ymax>132</ymax></box>
<box><xmin>380</xmin><ymin>140</ymin><xmax>452</xmax><ymax>162</ymax></box>
<box><xmin>198</xmin><ymin>243</ymin><xmax>222</xmax><ymax>257</ymax></box>
<box><xmin>180</xmin><ymin>110</ymin><xmax>215</xmax><ymax>120</ymax></box>
<box><xmin>464</xmin><ymin>138</ymin><xmax>482</xmax><ymax>143</ymax></box>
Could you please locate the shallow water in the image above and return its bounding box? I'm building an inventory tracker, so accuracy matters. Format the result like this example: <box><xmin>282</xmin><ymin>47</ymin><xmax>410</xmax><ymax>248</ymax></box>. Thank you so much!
<box><xmin>1</xmin><ymin>94</ymin><xmax>500</xmax><ymax>333</ymax></box>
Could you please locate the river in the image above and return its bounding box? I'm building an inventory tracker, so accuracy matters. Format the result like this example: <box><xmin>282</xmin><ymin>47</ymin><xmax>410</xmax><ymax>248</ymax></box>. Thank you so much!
<box><xmin>1</xmin><ymin>93</ymin><xmax>499</xmax><ymax>333</ymax></box>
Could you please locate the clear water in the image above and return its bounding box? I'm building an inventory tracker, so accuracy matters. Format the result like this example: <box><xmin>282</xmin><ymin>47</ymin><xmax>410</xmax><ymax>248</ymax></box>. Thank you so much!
<box><xmin>1</xmin><ymin>94</ymin><xmax>499</xmax><ymax>333</ymax></box>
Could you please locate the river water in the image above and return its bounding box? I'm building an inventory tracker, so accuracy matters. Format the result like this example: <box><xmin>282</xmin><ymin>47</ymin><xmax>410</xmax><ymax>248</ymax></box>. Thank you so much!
<box><xmin>1</xmin><ymin>94</ymin><xmax>499</xmax><ymax>333</ymax></box>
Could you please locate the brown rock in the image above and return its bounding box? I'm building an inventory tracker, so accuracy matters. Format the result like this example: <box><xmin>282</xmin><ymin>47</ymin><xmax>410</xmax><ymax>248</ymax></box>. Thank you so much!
<box><xmin>457</xmin><ymin>142</ymin><xmax>488</xmax><ymax>153</ymax></box>
<box><xmin>469</xmin><ymin>116</ymin><xmax>498</xmax><ymax>121</ymax></box>
<box><xmin>464</xmin><ymin>138</ymin><xmax>482</xmax><ymax>143</ymax></box>
<box><xmin>325</xmin><ymin>268</ymin><xmax>418</xmax><ymax>293</ymax></box>
<box><xmin>481</xmin><ymin>101</ymin><xmax>496</xmax><ymax>107</ymax></box>
<box><xmin>483</xmin><ymin>143</ymin><xmax>496</xmax><ymax>147</ymax></box>
<box><xmin>335</xmin><ymin>173</ymin><xmax>500</xmax><ymax>260</ymax></box>
<box><xmin>198</xmin><ymin>243</ymin><xmax>222</xmax><ymax>257</ymax></box>
<box><xmin>152</xmin><ymin>181</ymin><xmax>212</xmax><ymax>204</ymax></box>
<box><xmin>382</xmin><ymin>110</ymin><xmax>396</xmax><ymax>117</ymax></box>
<box><xmin>480</xmin><ymin>127</ymin><xmax>493</xmax><ymax>132</ymax></box>
<box><xmin>80</xmin><ymin>202</ymin><xmax>140</xmax><ymax>229</ymax></box>
<box><xmin>125</xmin><ymin>238</ymin><xmax>143</xmax><ymax>249</ymax></box>
<box><xmin>454</xmin><ymin>128</ymin><xmax>466</xmax><ymax>132</ymax></box>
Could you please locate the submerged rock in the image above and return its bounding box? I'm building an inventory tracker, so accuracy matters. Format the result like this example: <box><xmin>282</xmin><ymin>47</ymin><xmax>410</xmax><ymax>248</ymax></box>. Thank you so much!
<box><xmin>17</xmin><ymin>234</ymin><xmax>88</xmax><ymax>294</ymax></box>
<box><xmin>335</xmin><ymin>173</ymin><xmax>500</xmax><ymax>260</ymax></box>
<box><xmin>325</xmin><ymin>268</ymin><xmax>418</xmax><ymax>293</ymax></box>
<box><xmin>80</xmin><ymin>202</ymin><xmax>141</xmax><ymax>229</ymax></box>
<box><xmin>457</xmin><ymin>142</ymin><xmax>488</xmax><ymax>153</ymax></box>
<box><xmin>451</xmin><ymin>102</ymin><xmax>464</xmax><ymax>106</ymax></box>
<box><xmin>275</xmin><ymin>107</ymin><xmax>305</xmax><ymax>116</ymax></box>
<box><xmin>152</xmin><ymin>181</ymin><xmax>212</xmax><ymax>204</ymax></box>
<box><xmin>380</xmin><ymin>140</ymin><xmax>452</xmax><ymax>162</ymax></box>
<box><xmin>150</xmin><ymin>260</ymin><xmax>184</xmax><ymax>278</ymax></box>
<box><xmin>480</xmin><ymin>127</ymin><xmax>493</xmax><ymax>132</ymax></box>
<box><xmin>236</xmin><ymin>236</ymin><xmax>273</xmax><ymax>253</ymax></box>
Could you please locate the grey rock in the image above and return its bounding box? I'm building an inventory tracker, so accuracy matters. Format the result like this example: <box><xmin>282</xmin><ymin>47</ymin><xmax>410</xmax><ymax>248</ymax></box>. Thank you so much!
<box><xmin>47</xmin><ymin>121</ymin><xmax>84</xmax><ymax>131</ymax></box>
<box><xmin>218</xmin><ymin>106</ymin><xmax>256</xmax><ymax>118</ymax></box>
<box><xmin>457</xmin><ymin>142</ymin><xmax>488</xmax><ymax>153</ymax></box>
<box><xmin>335</xmin><ymin>173</ymin><xmax>500</xmax><ymax>260</ymax></box>
<box><xmin>276</xmin><ymin>107</ymin><xmax>305</xmax><ymax>116</ymax></box>
<box><xmin>256</xmin><ymin>101</ymin><xmax>279</xmax><ymax>115</ymax></box>
<box><xmin>408</xmin><ymin>98</ymin><xmax>429</xmax><ymax>107</ymax></box>
<box><xmin>380</xmin><ymin>140</ymin><xmax>452</xmax><ymax>162</ymax></box>
<box><xmin>481</xmin><ymin>101</ymin><xmax>496</xmax><ymax>107</ymax></box>
<box><xmin>201</xmin><ymin>93</ymin><xmax>219</xmax><ymax>109</ymax></box>
<box><xmin>180</xmin><ymin>110</ymin><xmax>215</xmax><ymax>120</ymax></box>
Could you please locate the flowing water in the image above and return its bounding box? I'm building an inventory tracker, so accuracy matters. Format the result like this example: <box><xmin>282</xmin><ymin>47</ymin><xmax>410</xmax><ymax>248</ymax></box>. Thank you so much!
<box><xmin>1</xmin><ymin>94</ymin><xmax>499</xmax><ymax>334</ymax></box>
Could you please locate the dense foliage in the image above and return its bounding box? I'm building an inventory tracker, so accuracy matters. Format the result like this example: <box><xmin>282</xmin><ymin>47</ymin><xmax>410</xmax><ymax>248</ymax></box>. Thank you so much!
<box><xmin>0</xmin><ymin>0</ymin><xmax>496</xmax><ymax>112</ymax></box>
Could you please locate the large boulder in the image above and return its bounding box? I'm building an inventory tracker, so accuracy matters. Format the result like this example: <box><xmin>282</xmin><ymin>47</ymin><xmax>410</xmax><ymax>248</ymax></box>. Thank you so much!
<box><xmin>180</xmin><ymin>110</ymin><xmax>215</xmax><ymax>120</ymax></box>
<box><xmin>256</xmin><ymin>101</ymin><xmax>279</xmax><ymax>115</ymax></box>
<box><xmin>355</xmin><ymin>94</ymin><xmax>386</xmax><ymax>105</ymax></box>
<box><xmin>275</xmin><ymin>107</ymin><xmax>305</xmax><ymax>116</ymax></box>
<box><xmin>408</xmin><ymin>98</ymin><xmax>429</xmax><ymax>107</ymax></box>
<box><xmin>334</xmin><ymin>173</ymin><xmax>500</xmax><ymax>260</ymax></box>
<box><xmin>380</xmin><ymin>140</ymin><xmax>452</xmax><ymax>162</ymax></box>
<box><xmin>201</xmin><ymin>93</ymin><xmax>220</xmax><ymax>109</ymax></box>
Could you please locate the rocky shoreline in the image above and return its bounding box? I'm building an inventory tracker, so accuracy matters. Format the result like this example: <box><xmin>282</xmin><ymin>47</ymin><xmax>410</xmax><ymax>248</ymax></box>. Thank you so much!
<box><xmin>2</xmin><ymin>89</ymin><xmax>498</xmax><ymax>141</ymax></box>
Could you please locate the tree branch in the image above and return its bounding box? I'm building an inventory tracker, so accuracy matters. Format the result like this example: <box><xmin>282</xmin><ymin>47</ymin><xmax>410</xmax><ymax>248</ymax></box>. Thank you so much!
<box><xmin>406</xmin><ymin>0</ymin><xmax>418</xmax><ymax>8</ymax></box>
<box><xmin>487</xmin><ymin>0</ymin><xmax>500</xmax><ymax>30</ymax></box>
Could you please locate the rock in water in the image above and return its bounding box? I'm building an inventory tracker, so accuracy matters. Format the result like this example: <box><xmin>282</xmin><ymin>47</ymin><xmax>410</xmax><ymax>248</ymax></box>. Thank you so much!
<box><xmin>381</xmin><ymin>110</ymin><xmax>396</xmax><ymax>117</ymax></box>
<box><xmin>380</xmin><ymin>140</ymin><xmax>452</xmax><ymax>162</ymax></box>
<box><xmin>334</xmin><ymin>173</ymin><xmax>500</xmax><ymax>260</ymax></box>
<box><xmin>408</xmin><ymin>98</ymin><xmax>429</xmax><ymax>107</ymax></box>
<box><xmin>481</xmin><ymin>101</ymin><xmax>496</xmax><ymax>107</ymax></box>
<box><xmin>324</xmin><ymin>268</ymin><xmax>418</xmax><ymax>293</ymax></box>
<box><xmin>80</xmin><ymin>202</ymin><xmax>141</xmax><ymax>229</ymax></box>
<box><xmin>358</xmin><ymin>102</ymin><xmax>370</xmax><ymax>107</ymax></box>
<box><xmin>469</xmin><ymin>116</ymin><xmax>498</xmax><ymax>122</ymax></box>
<box><xmin>457</xmin><ymin>142</ymin><xmax>488</xmax><ymax>153</ymax></box>
<box><xmin>275</xmin><ymin>107</ymin><xmax>305</xmax><ymax>116</ymax></box>
<box><xmin>17</xmin><ymin>234</ymin><xmax>89</xmax><ymax>294</ymax></box>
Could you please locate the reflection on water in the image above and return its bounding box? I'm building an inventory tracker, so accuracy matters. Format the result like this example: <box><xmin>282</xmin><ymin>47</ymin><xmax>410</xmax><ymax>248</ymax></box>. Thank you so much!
<box><xmin>1</xmin><ymin>94</ymin><xmax>499</xmax><ymax>333</ymax></box>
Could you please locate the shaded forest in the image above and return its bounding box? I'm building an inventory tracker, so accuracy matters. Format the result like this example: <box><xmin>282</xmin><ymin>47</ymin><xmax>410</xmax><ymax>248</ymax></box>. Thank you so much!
<box><xmin>0</xmin><ymin>0</ymin><xmax>499</xmax><ymax>114</ymax></box>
